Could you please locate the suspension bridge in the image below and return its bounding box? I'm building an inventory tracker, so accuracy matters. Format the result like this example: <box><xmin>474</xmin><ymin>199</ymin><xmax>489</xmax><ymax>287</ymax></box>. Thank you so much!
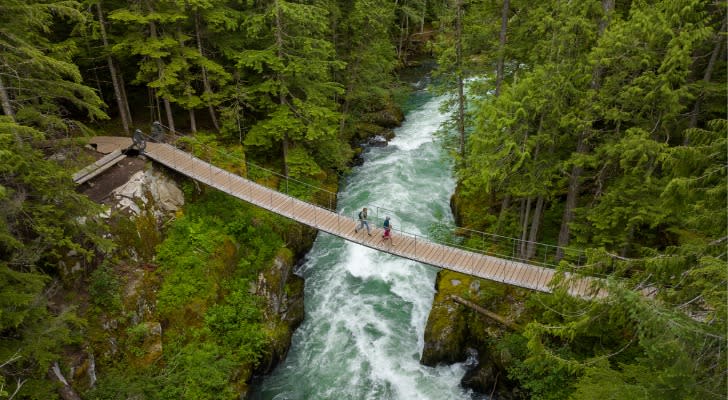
<box><xmin>79</xmin><ymin>135</ymin><xmax>604</xmax><ymax>298</ymax></box>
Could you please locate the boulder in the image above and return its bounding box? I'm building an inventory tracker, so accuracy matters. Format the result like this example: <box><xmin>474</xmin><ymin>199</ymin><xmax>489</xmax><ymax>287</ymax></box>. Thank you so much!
<box><xmin>110</xmin><ymin>168</ymin><xmax>184</xmax><ymax>216</ymax></box>
<box><xmin>420</xmin><ymin>287</ymin><xmax>468</xmax><ymax>365</ymax></box>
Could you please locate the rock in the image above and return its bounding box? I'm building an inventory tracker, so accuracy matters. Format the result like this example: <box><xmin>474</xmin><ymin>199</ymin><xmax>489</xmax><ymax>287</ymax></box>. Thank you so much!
<box><xmin>127</xmin><ymin>321</ymin><xmax>163</xmax><ymax>367</ymax></box>
<box><xmin>461</xmin><ymin>349</ymin><xmax>523</xmax><ymax>400</ymax></box>
<box><xmin>110</xmin><ymin>168</ymin><xmax>184</xmax><ymax>216</ymax></box>
<box><xmin>420</xmin><ymin>294</ymin><xmax>467</xmax><ymax>366</ymax></box>
<box><xmin>363</xmin><ymin>106</ymin><xmax>404</xmax><ymax>129</ymax></box>
<box><xmin>423</xmin><ymin>269</ymin><xmax>528</xmax><ymax>398</ymax></box>
<box><xmin>469</xmin><ymin>280</ymin><xmax>480</xmax><ymax>295</ymax></box>
<box><xmin>252</xmin><ymin>249</ymin><xmax>305</xmax><ymax>375</ymax></box>
<box><xmin>368</xmin><ymin>135</ymin><xmax>388</xmax><ymax>147</ymax></box>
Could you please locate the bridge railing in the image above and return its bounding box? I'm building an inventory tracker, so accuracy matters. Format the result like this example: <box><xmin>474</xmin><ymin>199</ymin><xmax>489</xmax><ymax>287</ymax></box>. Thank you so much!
<box><xmin>142</xmin><ymin>129</ymin><xmax>339</xmax><ymax>211</ymax></box>
<box><xmin>140</xmin><ymin>127</ymin><xmax>588</xmax><ymax>272</ymax></box>
<box><xmin>353</xmin><ymin>204</ymin><xmax>587</xmax><ymax>271</ymax></box>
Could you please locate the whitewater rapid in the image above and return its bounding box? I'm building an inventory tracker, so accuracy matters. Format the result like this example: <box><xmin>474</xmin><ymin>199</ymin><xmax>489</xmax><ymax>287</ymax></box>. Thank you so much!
<box><xmin>251</xmin><ymin>89</ymin><xmax>474</xmax><ymax>399</ymax></box>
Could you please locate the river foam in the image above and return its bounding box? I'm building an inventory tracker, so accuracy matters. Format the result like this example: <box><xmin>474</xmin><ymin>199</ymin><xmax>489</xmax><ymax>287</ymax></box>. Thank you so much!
<box><xmin>250</xmin><ymin>90</ymin><xmax>474</xmax><ymax>399</ymax></box>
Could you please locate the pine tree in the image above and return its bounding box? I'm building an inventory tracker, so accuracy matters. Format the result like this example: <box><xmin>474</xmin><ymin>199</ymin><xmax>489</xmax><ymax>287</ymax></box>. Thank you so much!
<box><xmin>108</xmin><ymin>0</ymin><xmax>184</xmax><ymax>132</ymax></box>
<box><xmin>332</xmin><ymin>0</ymin><xmax>398</xmax><ymax>140</ymax></box>
<box><xmin>0</xmin><ymin>0</ymin><xmax>107</xmax><ymax>132</ymax></box>
<box><xmin>0</xmin><ymin>2</ymin><xmax>111</xmax><ymax>396</ymax></box>
<box><xmin>238</xmin><ymin>0</ymin><xmax>346</xmax><ymax>178</ymax></box>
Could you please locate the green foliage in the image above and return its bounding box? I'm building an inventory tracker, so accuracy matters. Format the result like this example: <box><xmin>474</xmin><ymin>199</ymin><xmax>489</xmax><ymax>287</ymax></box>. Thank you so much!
<box><xmin>0</xmin><ymin>0</ymin><xmax>108</xmax><ymax>131</ymax></box>
<box><xmin>88</xmin><ymin>341</ymin><xmax>238</xmax><ymax>400</ymax></box>
<box><xmin>238</xmin><ymin>0</ymin><xmax>347</xmax><ymax>175</ymax></box>
<box><xmin>203</xmin><ymin>280</ymin><xmax>269</xmax><ymax>364</ymax></box>
<box><xmin>155</xmin><ymin>216</ymin><xmax>227</xmax><ymax>316</ymax></box>
<box><xmin>88</xmin><ymin>262</ymin><xmax>122</xmax><ymax>312</ymax></box>
<box><xmin>447</xmin><ymin>3</ymin><xmax>726</xmax><ymax>397</ymax></box>
<box><xmin>0</xmin><ymin>4</ymin><xmax>111</xmax><ymax>386</ymax></box>
<box><xmin>90</xmin><ymin>188</ymin><xmax>293</xmax><ymax>398</ymax></box>
<box><xmin>125</xmin><ymin>323</ymin><xmax>150</xmax><ymax>357</ymax></box>
<box><xmin>157</xmin><ymin>341</ymin><xmax>238</xmax><ymax>400</ymax></box>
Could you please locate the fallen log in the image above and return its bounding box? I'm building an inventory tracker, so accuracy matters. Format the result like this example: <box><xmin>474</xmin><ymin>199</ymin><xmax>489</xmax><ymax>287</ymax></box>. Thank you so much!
<box><xmin>449</xmin><ymin>295</ymin><xmax>522</xmax><ymax>331</ymax></box>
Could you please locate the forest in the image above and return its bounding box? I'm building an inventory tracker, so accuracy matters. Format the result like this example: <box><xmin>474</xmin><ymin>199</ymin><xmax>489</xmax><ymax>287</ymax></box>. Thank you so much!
<box><xmin>0</xmin><ymin>0</ymin><xmax>725</xmax><ymax>399</ymax></box>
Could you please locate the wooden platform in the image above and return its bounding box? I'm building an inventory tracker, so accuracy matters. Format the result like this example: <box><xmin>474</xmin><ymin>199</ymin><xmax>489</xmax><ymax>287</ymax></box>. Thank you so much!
<box><xmin>85</xmin><ymin>137</ymin><xmax>603</xmax><ymax>298</ymax></box>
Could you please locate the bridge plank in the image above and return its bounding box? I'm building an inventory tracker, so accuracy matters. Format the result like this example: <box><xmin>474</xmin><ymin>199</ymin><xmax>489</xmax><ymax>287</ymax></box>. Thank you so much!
<box><xmin>84</xmin><ymin>137</ymin><xmax>603</xmax><ymax>297</ymax></box>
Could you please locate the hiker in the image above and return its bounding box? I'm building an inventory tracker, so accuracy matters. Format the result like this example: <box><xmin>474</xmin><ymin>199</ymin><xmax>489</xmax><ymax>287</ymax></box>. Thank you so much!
<box><xmin>382</xmin><ymin>216</ymin><xmax>394</xmax><ymax>244</ymax></box>
<box><xmin>355</xmin><ymin>207</ymin><xmax>372</xmax><ymax>236</ymax></box>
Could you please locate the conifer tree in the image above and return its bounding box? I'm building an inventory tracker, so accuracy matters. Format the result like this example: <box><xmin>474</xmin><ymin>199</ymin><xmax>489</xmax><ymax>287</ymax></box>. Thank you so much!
<box><xmin>333</xmin><ymin>0</ymin><xmax>398</xmax><ymax>140</ymax></box>
<box><xmin>239</xmin><ymin>0</ymin><xmax>346</xmax><ymax>177</ymax></box>
<box><xmin>109</xmin><ymin>0</ymin><xmax>183</xmax><ymax>132</ymax></box>
<box><xmin>0</xmin><ymin>0</ymin><xmax>107</xmax><ymax>132</ymax></box>
<box><xmin>0</xmin><ymin>1</ymin><xmax>110</xmax><ymax>396</ymax></box>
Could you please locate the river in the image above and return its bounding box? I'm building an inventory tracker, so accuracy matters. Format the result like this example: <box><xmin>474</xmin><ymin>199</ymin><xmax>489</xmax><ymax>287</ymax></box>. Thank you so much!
<box><xmin>250</xmin><ymin>83</ymin><xmax>476</xmax><ymax>399</ymax></box>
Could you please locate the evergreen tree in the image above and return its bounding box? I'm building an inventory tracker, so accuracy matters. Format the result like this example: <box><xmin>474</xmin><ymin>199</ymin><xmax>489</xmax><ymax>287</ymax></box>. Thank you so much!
<box><xmin>0</xmin><ymin>0</ymin><xmax>107</xmax><ymax>131</ymax></box>
<box><xmin>454</xmin><ymin>0</ymin><xmax>726</xmax><ymax>397</ymax></box>
<box><xmin>0</xmin><ymin>2</ymin><xmax>111</xmax><ymax>396</ymax></box>
<box><xmin>238</xmin><ymin>0</ymin><xmax>346</xmax><ymax>178</ymax></box>
<box><xmin>109</xmin><ymin>0</ymin><xmax>184</xmax><ymax>132</ymax></box>
<box><xmin>332</xmin><ymin>0</ymin><xmax>398</xmax><ymax>141</ymax></box>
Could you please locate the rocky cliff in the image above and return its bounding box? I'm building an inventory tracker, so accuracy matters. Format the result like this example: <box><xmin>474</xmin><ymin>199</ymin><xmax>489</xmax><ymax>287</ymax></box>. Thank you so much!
<box><xmin>58</xmin><ymin>153</ymin><xmax>315</xmax><ymax>398</ymax></box>
<box><xmin>421</xmin><ymin>264</ymin><xmax>528</xmax><ymax>399</ymax></box>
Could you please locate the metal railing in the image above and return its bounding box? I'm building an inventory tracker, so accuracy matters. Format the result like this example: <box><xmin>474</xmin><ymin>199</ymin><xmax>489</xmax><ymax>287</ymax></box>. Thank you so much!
<box><xmin>134</xmin><ymin>126</ymin><xmax>589</xmax><ymax>274</ymax></box>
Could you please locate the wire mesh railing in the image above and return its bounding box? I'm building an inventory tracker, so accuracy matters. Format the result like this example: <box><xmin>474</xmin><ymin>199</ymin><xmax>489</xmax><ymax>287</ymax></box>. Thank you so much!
<box><xmin>133</xmin><ymin>125</ymin><xmax>588</xmax><ymax>273</ymax></box>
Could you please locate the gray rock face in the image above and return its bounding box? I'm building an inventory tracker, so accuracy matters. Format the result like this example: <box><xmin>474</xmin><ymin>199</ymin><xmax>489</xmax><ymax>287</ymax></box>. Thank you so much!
<box><xmin>253</xmin><ymin>252</ymin><xmax>305</xmax><ymax>375</ymax></box>
<box><xmin>420</xmin><ymin>300</ymin><xmax>467</xmax><ymax>366</ymax></box>
<box><xmin>110</xmin><ymin>168</ymin><xmax>184</xmax><ymax>216</ymax></box>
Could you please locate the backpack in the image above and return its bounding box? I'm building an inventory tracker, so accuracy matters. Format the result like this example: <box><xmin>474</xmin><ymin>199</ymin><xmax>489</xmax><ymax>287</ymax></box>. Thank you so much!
<box><xmin>358</xmin><ymin>211</ymin><xmax>364</xmax><ymax>220</ymax></box>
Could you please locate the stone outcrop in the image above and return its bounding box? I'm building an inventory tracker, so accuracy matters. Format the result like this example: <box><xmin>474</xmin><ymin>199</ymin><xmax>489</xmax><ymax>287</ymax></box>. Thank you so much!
<box><xmin>253</xmin><ymin>250</ymin><xmax>306</xmax><ymax>375</ymax></box>
<box><xmin>110</xmin><ymin>168</ymin><xmax>184</xmax><ymax>216</ymax></box>
<box><xmin>421</xmin><ymin>269</ymin><xmax>528</xmax><ymax>399</ymax></box>
<box><xmin>421</xmin><ymin>275</ymin><xmax>468</xmax><ymax>366</ymax></box>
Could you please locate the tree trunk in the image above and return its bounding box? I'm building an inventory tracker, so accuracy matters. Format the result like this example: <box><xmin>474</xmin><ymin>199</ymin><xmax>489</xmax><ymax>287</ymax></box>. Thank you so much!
<box><xmin>194</xmin><ymin>11</ymin><xmax>220</xmax><ymax>132</ymax></box>
<box><xmin>161</xmin><ymin>83</ymin><xmax>175</xmax><ymax>133</ymax></box>
<box><xmin>0</xmin><ymin>75</ymin><xmax>14</xmax><ymax>120</ymax></box>
<box><xmin>496</xmin><ymin>194</ymin><xmax>511</xmax><ymax>233</ymax></box>
<box><xmin>556</xmin><ymin>0</ymin><xmax>614</xmax><ymax>259</ymax></box>
<box><xmin>620</xmin><ymin>225</ymin><xmax>634</xmax><ymax>258</ymax></box>
<box><xmin>519</xmin><ymin>197</ymin><xmax>532</xmax><ymax>257</ymax></box>
<box><xmin>339</xmin><ymin>57</ymin><xmax>360</xmax><ymax>137</ymax></box>
<box><xmin>556</xmin><ymin>137</ymin><xmax>586</xmax><ymax>258</ymax></box>
<box><xmin>421</xmin><ymin>0</ymin><xmax>427</xmax><ymax>33</ymax></box>
<box><xmin>495</xmin><ymin>0</ymin><xmax>509</xmax><ymax>96</ymax></box>
<box><xmin>450</xmin><ymin>295</ymin><xmax>522</xmax><ymax>331</ymax></box>
<box><xmin>118</xmin><ymin>70</ymin><xmax>133</xmax><ymax>128</ymax></box>
<box><xmin>398</xmin><ymin>10</ymin><xmax>409</xmax><ymax>65</ymax></box>
<box><xmin>96</xmin><ymin>2</ymin><xmax>130</xmax><ymax>134</ymax></box>
<box><xmin>189</xmin><ymin>109</ymin><xmax>197</xmax><ymax>133</ymax></box>
<box><xmin>689</xmin><ymin>17</ymin><xmax>726</xmax><ymax>131</ymax></box>
<box><xmin>146</xmin><ymin>0</ymin><xmax>175</xmax><ymax>133</ymax></box>
<box><xmin>274</xmin><ymin>0</ymin><xmax>289</xmax><ymax>177</ymax></box>
<box><xmin>455</xmin><ymin>0</ymin><xmax>465</xmax><ymax>157</ymax></box>
<box><xmin>526</xmin><ymin>195</ymin><xmax>544</xmax><ymax>258</ymax></box>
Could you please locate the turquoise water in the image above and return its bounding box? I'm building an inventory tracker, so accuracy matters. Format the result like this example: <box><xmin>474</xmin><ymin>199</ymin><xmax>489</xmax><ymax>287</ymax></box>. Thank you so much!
<box><xmin>250</xmin><ymin>87</ymin><xmax>473</xmax><ymax>399</ymax></box>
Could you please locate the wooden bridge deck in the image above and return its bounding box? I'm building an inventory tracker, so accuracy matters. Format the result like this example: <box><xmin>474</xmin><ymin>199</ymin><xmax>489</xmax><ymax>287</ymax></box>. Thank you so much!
<box><xmin>85</xmin><ymin>136</ymin><xmax>601</xmax><ymax>298</ymax></box>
